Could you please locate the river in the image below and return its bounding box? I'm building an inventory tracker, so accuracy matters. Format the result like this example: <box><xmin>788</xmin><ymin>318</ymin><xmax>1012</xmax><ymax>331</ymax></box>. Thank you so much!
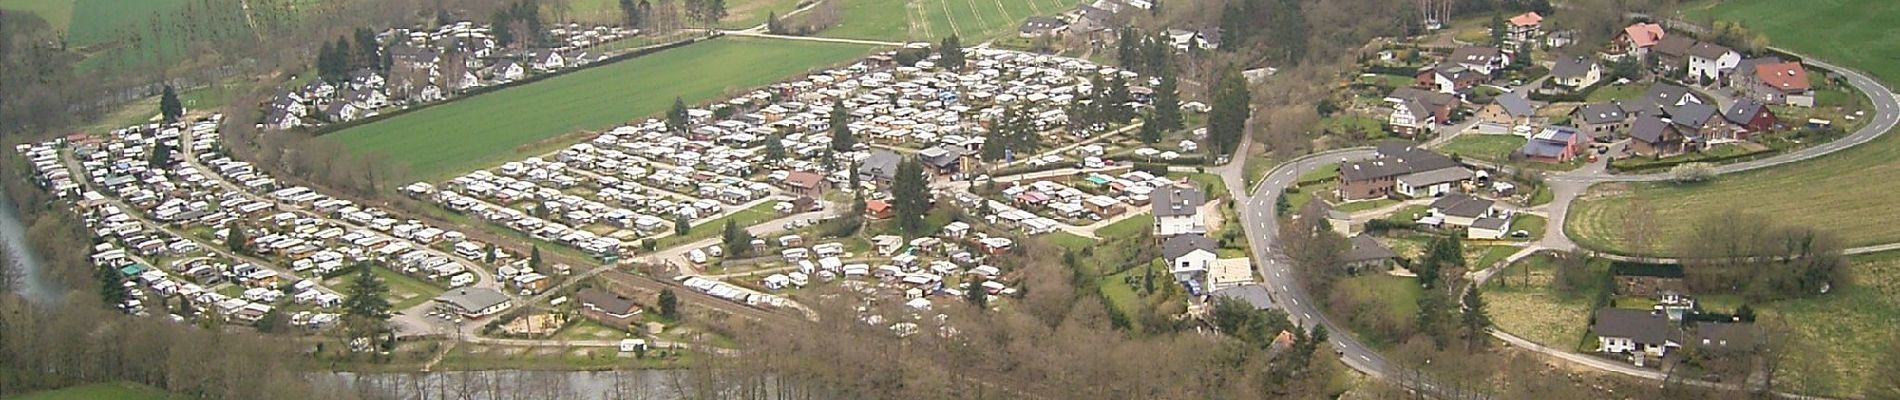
<box><xmin>0</xmin><ymin>184</ymin><xmax>59</xmax><ymax>305</ymax></box>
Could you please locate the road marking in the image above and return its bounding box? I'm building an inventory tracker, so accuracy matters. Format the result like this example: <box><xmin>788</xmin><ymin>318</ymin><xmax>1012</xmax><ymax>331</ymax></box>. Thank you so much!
<box><xmin>1291</xmin><ymin>298</ymin><xmax>1299</xmax><ymax>306</ymax></box>
<box><xmin>1304</xmin><ymin>312</ymin><xmax>1312</xmax><ymax>320</ymax></box>
<box><xmin>1359</xmin><ymin>355</ymin><xmax>1371</xmax><ymax>361</ymax></box>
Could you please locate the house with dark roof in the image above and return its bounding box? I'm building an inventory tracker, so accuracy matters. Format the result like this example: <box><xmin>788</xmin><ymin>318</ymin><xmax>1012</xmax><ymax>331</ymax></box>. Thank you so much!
<box><xmin>1691</xmin><ymin>321</ymin><xmax>1761</xmax><ymax>354</ymax></box>
<box><xmin>1338</xmin><ymin>142</ymin><xmax>1465</xmax><ymax>200</ymax></box>
<box><xmin>917</xmin><ymin>145</ymin><xmax>974</xmax><ymax>177</ymax></box>
<box><xmin>1516</xmin><ymin>125</ymin><xmax>1591</xmax><ymax>163</ymax></box>
<box><xmin>1593</xmin><ymin>308</ymin><xmax>1680</xmax><ymax>362</ymax></box>
<box><xmin>1628</xmin><ymin>114</ymin><xmax>1687</xmax><ymax>157</ymax></box>
<box><xmin>1551</xmin><ymin>55</ymin><xmax>1602</xmax><ymax>89</ymax></box>
<box><xmin>1686</xmin><ymin>42</ymin><xmax>1740</xmax><ymax>82</ymax></box>
<box><xmin>575</xmin><ymin>287</ymin><xmax>642</xmax><ymax>329</ymax></box>
<box><xmin>1162</xmin><ymin>234</ymin><xmax>1217</xmax><ymax>295</ymax></box>
<box><xmin>1667</xmin><ymin>102</ymin><xmax>1736</xmax><ymax>144</ymax></box>
<box><xmin>1384</xmin><ymin>87</ymin><xmax>1459</xmax><ymax>136</ymax></box>
<box><xmin>1572</xmin><ymin>102</ymin><xmax>1632</xmax><ymax>138</ymax></box>
<box><xmin>1722</xmin><ymin>99</ymin><xmax>1779</xmax><ymax>140</ymax></box>
<box><xmin>1428</xmin><ymin>193</ymin><xmax>1496</xmax><ymax>228</ymax></box>
<box><xmin>1019</xmin><ymin>16</ymin><xmax>1068</xmax><ymax>38</ymax></box>
<box><xmin>1416</xmin><ymin>63</ymin><xmax>1488</xmax><ymax>94</ymax></box>
<box><xmin>780</xmin><ymin>171</ymin><xmax>828</xmax><ymax>197</ymax></box>
<box><xmin>1469</xmin><ymin>216</ymin><xmax>1511</xmax><ymax>239</ymax></box>
<box><xmin>1344</xmin><ymin>234</ymin><xmax>1398</xmax><ymax>273</ymax></box>
<box><xmin>856</xmin><ymin>149</ymin><xmax>903</xmax><ymax>188</ymax></box>
<box><xmin>1651</xmin><ymin>35</ymin><xmax>1697</xmax><ymax>72</ymax></box>
<box><xmin>435</xmin><ymin>288</ymin><xmax>513</xmax><ymax>318</ymax></box>
<box><xmin>1151</xmin><ymin>186</ymin><xmax>1207</xmax><ymax>238</ymax></box>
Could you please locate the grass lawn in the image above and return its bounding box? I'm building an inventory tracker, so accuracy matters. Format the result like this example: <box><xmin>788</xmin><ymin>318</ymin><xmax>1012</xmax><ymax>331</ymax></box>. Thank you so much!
<box><xmin>1042</xmin><ymin>231</ymin><xmax>1096</xmax><ymax>251</ymax></box>
<box><xmin>65</xmin><ymin>0</ymin><xmax>261</xmax><ymax>72</ymax></box>
<box><xmin>1467</xmin><ymin>245</ymin><xmax>1518</xmax><ymax>270</ymax></box>
<box><xmin>569</xmin><ymin>0</ymin><xmax>800</xmax><ymax>28</ymax></box>
<box><xmin>324</xmin><ymin>37</ymin><xmax>877</xmax><ymax>183</ymax></box>
<box><xmin>1748</xmin><ymin>251</ymin><xmax>1900</xmax><ymax>397</ymax></box>
<box><xmin>1511</xmin><ymin>214</ymin><xmax>1545</xmax><ymax>241</ymax></box>
<box><xmin>1295</xmin><ymin>164</ymin><xmax>1339</xmax><ymax>186</ymax></box>
<box><xmin>1569</xmin><ymin>0</ymin><xmax>1900</xmax><ymax>255</ymax></box>
<box><xmin>328</xmin><ymin>266</ymin><xmax>447</xmax><ymax>311</ymax></box>
<box><xmin>819</xmin><ymin>0</ymin><xmax>1087</xmax><ymax>42</ymax></box>
<box><xmin>1317</xmin><ymin>114</ymin><xmax>1387</xmax><ymax>136</ymax></box>
<box><xmin>0</xmin><ymin>0</ymin><xmax>74</xmax><ymax>32</ymax></box>
<box><xmin>1481</xmin><ymin>253</ymin><xmax>1597</xmax><ymax>349</ymax></box>
<box><xmin>3</xmin><ymin>381</ymin><xmax>178</xmax><ymax>400</ymax></box>
<box><xmin>1584</xmin><ymin>83</ymin><xmax>1644</xmax><ymax>103</ymax></box>
<box><xmin>657</xmin><ymin>202</ymin><xmax>781</xmax><ymax>248</ymax></box>
<box><xmin>1437</xmin><ymin>134</ymin><xmax>1525</xmax><ymax>164</ymax></box>
<box><xmin>1176</xmin><ymin>172</ymin><xmax>1229</xmax><ymax>200</ymax></box>
<box><xmin>1095</xmin><ymin>213</ymin><xmax>1152</xmax><ymax>241</ymax></box>
<box><xmin>1336</xmin><ymin>274</ymin><xmax>1421</xmax><ymax>349</ymax></box>
<box><xmin>1381</xmin><ymin>205</ymin><xmax>1430</xmax><ymax>224</ymax></box>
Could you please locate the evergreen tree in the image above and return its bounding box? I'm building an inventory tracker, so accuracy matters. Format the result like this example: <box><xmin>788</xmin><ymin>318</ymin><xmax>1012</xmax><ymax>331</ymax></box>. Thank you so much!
<box><xmin>1152</xmin><ymin>68</ymin><xmax>1182</xmax><ymax>131</ymax></box>
<box><xmin>980</xmin><ymin>124</ymin><xmax>1007</xmax><ymax>161</ymax></box>
<box><xmin>658</xmin><ymin>288</ymin><xmax>680</xmax><ymax>319</ymax></box>
<box><xmin>1137</xmin><ymin>113</ymin><xmax>1162</xmax><ymax>144</ymax></box>
<box><xmin>1489</xmin><ymin>11</ymin><xmax>1506</xmax><ymax>48</ymax></box>
<box><xmin>1217</xmin><ymin>0</ymin><xmax>1249</xmax><ymax>51</ymax></box>
<box><xmin>159</xmin><ymin>85</ymin><xmax>184</xmax><ymax>123</ymax></box>
<box><xmin>891</xmin><ymin>159</ymin><xmax>930</xmax><ymax>235</ymax></box>
<box><xmin>225</xmin><ymin>222</ymin><xmax>247</xmax><ymax>253</ymax></box>
<box><xmin>829</xmin><ymin>99</ymin><xmax>855</xmax><ymax>152</ymax></box>
<box><xmin>334</xmin><ymin>38</ymin><xmax>352</xmax><ymax>72</ymax></box>
<box><xmin>938</xmin><ymin>35</ymin><xmax>964</xmax><ymax>70</ymax></box>
<box><xmin>722</xmin><ymin>219</ymin><xmax>752</xmax><ymax>257</ymax></box>
<box><xmin>1415</xmin><ymin>291</ymin><xmax>1449</xmax><ymax>349</ymax></box>
<box><xmin>1263</xmin><ymin>0</ymin><xmax>1308</xmax><ymax>63</ymax></box>
<box><xmin>765</xmin><ymin>11</ymin><xmax>783</xmax><ymax>34</ymax></box>
<box><xmin>1206</xmin><ymin>68</ymin><xmax>1252</xmax><ymax>156</ymax></box>
<box><xmin>150</xmin><ymin>141</ymin><xmax>174</xmax><ymax>168</ymax></box>
<box><xmin>964</xmin><ymin>279</ymin><xmax>987</xmax><ymax>309</ymax></box>
<box><xmin>1116</xmin><ymin>27</ymin><xmax>1141</xmax><ymax>71</ymax></box>
<box><xmin>342</xmin><ymin>262</ymin><xmax>392</xmax><ymax>338</ymax></box>
<box><xmin>529</xmin><ymin>245</ymin><xmax>542</xmax><ymax>270</ymax></box>
<box><xmin>97</xmin><ymin>263</ymin><xmax>127</xmax><ymax>306</ymax></box>
<box><xmin>667</xmin><ymin>97</ymin><xmax>689</xmax><ymax>132</ymax></box>
<box><xmin>1006</xmin><ymin>104</ymin><xmax>1038</xmax><ymax>155</ymax></box>
<box><xmin>491</xmin><ymin>9</ymin><xmax>516</xmax><ymax>46</ymax></box>
<box><xmin>619</xmin><ymin>0</ymin><xmax>642</xmax><ymax>27</ymax></box>
<box><xmin>673</xmin><ymin>214</ymin><xmax>690</xmax><ymax>236</ymax></box>
<box><xmin>1105</xmin><ymin>75</ymin><xmax>1132</xmax><ymax>124</ymax></box>
<box><xmin>484</xmin><ymin>243</ymin><xmax>497</xmax><ymax>264</ymax></box>
<box><xmin>764</xmin><ymin>134</ymin><xmax>786</xmax><ymax>159</ymax></box>
<box><xmin>1461</xmin><ymin>287</ymin><xmax>1492</xmax><ymax>349</ymax></box>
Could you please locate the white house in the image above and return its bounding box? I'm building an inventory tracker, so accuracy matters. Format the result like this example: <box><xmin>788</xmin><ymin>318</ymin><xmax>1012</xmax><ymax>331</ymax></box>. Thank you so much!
<box><xmin>1593</xmin><ymin>308</ymin><xmax>1679</xmax><ymax>365</ymax></box>
<box><xmin>1161</xmin><ymin>234</ymin><xmax>1217</xmax><ymax>295</ymax></box>
<box><xmin>1550</xmin><ymin>55</ymin><xmax>1602</xmax><ymax>89</ymax></box>
<box><xmin>1686</xmin><ymin>42</ymin><xmax>1740</xmax><ymax>82</ymax></box>
<box><xmin>1151</xmin><ymin>187</ymin><xmax>1206</xmax><ymax>238</ymax></box>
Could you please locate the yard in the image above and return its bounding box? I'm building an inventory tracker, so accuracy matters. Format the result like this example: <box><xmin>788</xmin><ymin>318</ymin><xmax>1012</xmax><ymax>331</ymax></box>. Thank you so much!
<box><xmin>324</xmin><ymin>266</ymin><xmax>448</xmax><ymax>311</ymax></box>
<box><xmin>1436</xmin><ymin>134</ymin><xmax>1525</xmax><ymax>164</ymax></box>
<box><xmin>324</xmin><ymin>37</ymin><xmax>878</xmax><ymax>182</ymax></box>
<box><xmin>1583</xmin><ymin>83</ymin><xmax>1644</xmax><ymax>103</ymax></box>
<box><xmin>1746</xmin><ymin>251</ymin><xmax>1900</xmax><ymax>397</ymax></box>
<box><xmin>818</xmin><ymin>0</ymin><xmax>1088</xmax><ymax>42</ymax></box>
<box><xmin>1094</xmin><ymin>213</ymin><xmax>1153</xmax><ymax>241</ymax></box>
<box><xmin>1571</xmin><ymin>0</ymin><xmax>1900</xmax><ymax>255</ymax></box>
<box><xmin>2</xmin><ymin>382</ymin><xmax>178</xmax><ymax>400</ymax></box>
<box><xmin>1042</xmin><ymin>231</ymin><xmax>1096</xmax><ymax>251</ymax></box>
<box><xmin>1480</xmin><ymin>252</ymin><xmax>1598</xmax><ymax>351</ymax></box>
<box><xmin>656</xmin><ymin>202</ymin><xmax>782</xmax><ymax>248</ymax></box>
<box><xmin>1335</xmin><ymin>274</ymin><xmax>1421</xmax><ymax>349</ymax></box>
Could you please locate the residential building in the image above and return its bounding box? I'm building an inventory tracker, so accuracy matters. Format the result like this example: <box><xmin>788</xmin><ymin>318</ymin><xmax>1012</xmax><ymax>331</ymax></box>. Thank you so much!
<box><xmin>1477</xmin><ymin>92</ymin><xmax>1537</xmax><ymax>128</ymax></box>
<box><xmin>1338</xmin><ymin>142</ymin><xmax>1464</xmax><ymax>200</ymax></box>
<box><xmin>1385</xmin><ymin>87</ymin><xmax>1458</xmax><ymax>136</ymax></box>
<box><xmin>1162</xmin><ymin>234</ymin><xmax>1217</xmax><ymax>295</ymax></box>
<box><xmin>1734</xmin><ymin>59</ymin><xmax>1815</xmax><ymax>107</ymax></box>
<box><xmin>857</xmin><ymin>149</ymin><xmax>903</xmax><ymax>188</ymax></box>
<box><xmin>1427</xmin><ymin>193</ymin><xmax>1496</xmax><ymax>228</ymax></box>
<box><xmin>1416</xmin><ymin>63</ymin><xmax>1488</xmax><ymax>94</ymax></box>
<box><xmin>1151</xmin><ymin>186</ymin><xmax>1206</xmax><ymax>238</ymax></box>
<box><xmin>1506</xmin><ymin>12</ymin><xmax>1543</xmax><ymax>46</ymax></box>
<box><xmin>1592</xmin><ymin>308</ymin><xmax>1679</xmax><ymax>363</ymax></box>
<box><xmin>435</xmin><ymin>288</ymin><xmax>513</xmax><ymax>318</ymax></box>
<box><xmin>575</xmin><ymin>287</ymin><xmax>642</xmax><ymax>329</ymax></box>
<box><xmin>1607</xmin><ymin>22</ymin><xmax>1666</xmax><ymax>59</ymax></box>
<box><xmin>1448</xmin><ymin>46</ymin><xmax>1511</xmax><ymax>76</ymax></box>
<box><xmin>1516</xmin><ymin>125</ymin><xmax>1592</xmax><ymax>163</ymax></box>
<box><xmin>1722</xmin><ymin>99</ymin><xmax>1780</xmax><ymax>139</ymax></box>
<box><xmin>1686</xmin><ymin>42</ymin><xmax>1740</xmax><ymax>82</ymax></box>
<box><xmin>780</xmin><ymin>171</ymin><xmax>828</xmax><ymax>197</ymax></box>
<box><xmin>1550</xmin><ymin>55</ymin><xmax>1602</xmax><ymax>89</ymax></box>
<box><xmin>1651</xmin><ymin>35</ymin><xmax>1697</xmax><ymax>72</ymax></box>
<box><xmin>1343</xmin><ymin>234</ymin><xmax>1398</xmax><ymax>273</ymax></box>
<box><xmin>1627</xmin><ymin>114</ymin><xmax>1686</xmax><ymax>157</ymax></box>
<box><xmin>1572</xmin><ymin>102</ymin><xmax>1632</xmax><ymax>138</ymax></box>
<box><xmin>1019</xmin><ymin>16</ymin><xmax>1068</xmax><ymax>38</ymax></box>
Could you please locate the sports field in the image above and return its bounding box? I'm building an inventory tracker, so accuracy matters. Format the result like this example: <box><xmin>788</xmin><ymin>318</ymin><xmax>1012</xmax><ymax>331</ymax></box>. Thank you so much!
<box><xmin>324</xmin><ymin>37</ymin><xmax>877</xmax><ymax>182</ymax></box>
<box><xmin>820</xmin><ymin>0</ymin><xmax>1087</xmax><ymax>42</ymax></box>
<box><xmin>1568</xmin><ymin>0</ymin><xmax>1900</xmax><ymax>255</ymax></box>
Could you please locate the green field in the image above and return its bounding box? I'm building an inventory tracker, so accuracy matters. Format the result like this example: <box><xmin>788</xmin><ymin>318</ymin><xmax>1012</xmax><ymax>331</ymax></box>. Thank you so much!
<box><xmin>1095</xmin><ymin>213</ymin><xmax>1153</xmax><ymax>240</ymax></box>
<box><xmin>4</xmin><ymin>382</ymin><xmax>178</xmax><ymax>400</ymax></box>
<box><xmin>1583</xmin><ymin>83</ymin><xmax>1644</xmax><ymax>103</ymax></box>
<box><xmin>1751</xmin><ymin>251</ymin><xmax>1900</xmax><ymax>397</ymax></box>
<box><xmin>569</xmin><ymin>0</ymin><xmax>802</xmax><ymax>29</ymax></box>
<box><xmin>0</xmin><ymin>0</ymin><xmax>75</xmax><ymax>32</ymax></box>
<box><xmin>819</xmin><ymin>0</ymin><xmax>1085</xmax><ymax>41</ymax></box>
<box><xmin>1569</xmin><ymin>0</ymin><xmax>1900</xmax><ymax>255</ymax></box>
<box><xmin>1335</xmin><ymin>274</ymin><xmax>1422</xmax><ymax>349</ymax></box>
<box><xmin>1437</xmin><ymin>134</ymin><xmax>1525</xmax><ymax>164</ymax></box>
<box><xmin>1482</xmin><ymin>253</ymin><xmax>1597</xmax><ymax>350</ymax></box>
<box><xmin>325</xmin><ymin>37</ymin><xmax>877</xmax><ymax>182</ymax></box>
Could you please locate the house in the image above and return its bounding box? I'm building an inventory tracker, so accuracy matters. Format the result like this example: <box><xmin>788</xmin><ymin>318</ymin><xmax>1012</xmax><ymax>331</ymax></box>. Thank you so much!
<box><xmin>1477</xmin><ymin>92</ymin><xmax>1536</xmax><ymax>128</ymax></box>
<box><xmin>1394</xmin><ymin>165</ymin><xmax>1473</xmax><ymax>198</ymax></box>
<box><xmin>1627</xmin><ymin>115</ymin><xmax>1686</xmax><ymax>157</ymax></box>
<box><xmin>1416</xmin><ymin>63</ymin><xmax>1488</xmax><ymax>94</ymax></box>
<box><xmin>435</xmin><ymin>288</ymin><xmax>513</xmax><ymax>318</ymax></box>
<box><xmin>1067</xmin><ymin>4</ymin><xmax>1118</xmax><ymax>43</ymax></box>
<box><xmin>1516</xmin><ymin>125</ymin><xmax>1591</xmax><ymax>163</ymax></box>
<box><xmin>575</xmin><ymin>287</ymin><xmax>642</xmax><ymax>329</ymax></box>
<box><xmin>780</xmin><ymin>171</ymin><xmax>828</xmax><ymax>197</ymax></box>
<box><xmin>1162</xmin><ymin>28</ymin><xmax>1220</xmax><ymax>51</ymax></box>
<box><xmin>1667</xmin><ymin>102</ymin><xmax>1735</xmax><ymax>143</ymax></box>
<box><xmin>1448</xmin><ymin>47</ymin><xmax>1510</xmax><ymax>76</ymax></box>
<box><xmin>1550</xmin><ymin>55</ymin><xmax>1602</xmax><ymax>89</ymax></box>
<box><xmin>1468</xmin><ymin>216</ymin><xmax>1510</xmax><ymax>239</ymax></box>
<box><xmin>865</xmin><ymin>199</ymin><xmax>894</xmax><ymax>219</ymax></box>
<box><xmin>1337</xmin><ymin>142</ymin><xmax>1463</xmax><ymax>200</ymax></box>
<box><xmin>1343</xmin><ymin>235</ymin><xmax>1398</xmax><ymax>273</ymax></box>
<box><xmin>323</xmin><ymin>102</ymin><xmax>363</xmax><ymax>122</ymax></box>
<box><xmin>1506</xmin><ymin>12</ymin><xmax>1543</xmax><ymax>45</ymax></box>
<box><xmin>1608</xmin><ymin>22</ymin><xmax>1666</xmax><ymax>59</ymax></box>
<box><xmin>1651</xmin><ymin>35</ymin><xmax>1697</xmax><ymax>73</ymax></box>
<box><xmin>1641</xmin><ymin>83</ymin><xmax>1706</xmax><ymax>115</ymax></box>
<box><xmin>1161</xmin><ymin>234</ymin><xmax>1218</xmax><ymax>295</ymax></box>
<box><xmin>530</xmin><ymin>50</ymin><xmax>567</xmax><ymax>72</ymax></box>
<box><xmin>1735</xmin><ymin>59</ymin><xmax>1815</xmax><ymax>107</ymax></box>
<box><xmin>1571</xmin><ymin>102</ymin><xmax>1632</xmax><ymax>138</ymax></box>
<box><xmin>1686</xmin><ymin>42</ymin><xmax>1740</xmax><ymax>82</ymax></box>
<box><xmin>1722</xmin><ymin>99</ymin><xmax>1780</xmax><ymax>139</ymax></box>
<box><xmin>1428</xmin><ymin>193</ymin><xmax>1496</xmax><ymax>228</ymax></box>
<box><xmin>491</xmin><ymin>60</ymin><xmax>526</xmax><ymax>82</ymax></box>
<box><xmin>1592</xmin><ymin>308</ymin><xmax>1679</xmax><ymax>362</ymax></box>
<box><xmin>857</xmin><ymin>149</ymin><xmax>903</xmax><ymax>188</ymax></box>
<box><xmin>917</xmin><ymin>145</ymin><xmax>974</xmax><ymax>177</ymax></box>
<box><xmin>1385</xmin><ymin>88</ymin><xmax>1458</xmax><ymax>136</ymax></box>
<box><xmin>1019</xmin><ymin>16</ymin><xmax>1068</xmax><ymax>38</ymax></box>
<box><xmin>1151</xmin><ymin>187</ymin><xmax>1207</xmax><ymax>238</ymax></box>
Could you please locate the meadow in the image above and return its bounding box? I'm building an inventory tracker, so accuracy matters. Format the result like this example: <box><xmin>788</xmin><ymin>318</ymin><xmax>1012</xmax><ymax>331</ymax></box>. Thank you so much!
<box><xmin>323</xmin><ymin>37</ymin><xmax>877</xmax><ymax>182</ymax></box>
<box><xmin>1567</xmin><ymin>0</ymin><xmax>1900</xmax><ymax>255</ymax></box>
<box><xmin>819</xmin><ymin>0</ymin><xmax>1087</xmax><ymax>42</ymax></box>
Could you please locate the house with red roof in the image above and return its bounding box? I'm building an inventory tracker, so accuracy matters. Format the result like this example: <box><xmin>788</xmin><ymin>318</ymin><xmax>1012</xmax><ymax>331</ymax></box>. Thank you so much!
<box><xmin>1507</xmin><ymin>12</ymin><xmax>1543</xmax><ymax>45</ymax></box>
<box><xmin>1734</xmin><ymin>59</ymin><xmax>1815</xmax><ymax>107</ymax></box>
<box><xmin>1607</xmin><ymin>22</ymin><xmax>1666</xmax><ymax>59</ymax></box>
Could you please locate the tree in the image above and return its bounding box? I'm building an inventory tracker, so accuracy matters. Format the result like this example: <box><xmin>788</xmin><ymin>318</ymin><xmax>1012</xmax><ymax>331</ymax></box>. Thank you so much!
<box><xmin>1735</xmin><ymin>303</ymin><xmax>1757</xmax><ymax>322</ymax></box>
<box><xmin>1461</xmin><ymin>287</ymin><xmax>1492</xmax><ymax>350</ymax></box>
<box><xmin>1206</xmin><ymin>68</ymin><xmax>1252</xmax><ymax>157</ymax></box>
<box><xmin>484</xmin><ymin>243</ymin><xmax>497</xmax><ymax>264</ymax></box>
<box><xmin>529</xmin><ymin>245</ymin><xmax>543</xmax><ymax>270</ymax></box>
<box><xmin>938</xmin><ymin>35</ymin><xmax>964</xmax><ymax>70</ymax></box>
<box><xmin>667</xmin><ymin>97</ymin><xmax>689</xmax><ymax>132</ymax></box>
<box><xmin>150</xmin><ymin>141</ymin><xmax>173</xmax><ymax>168</ymax></box>
<box><xmin>159</xmin><ymin>85</ymin><xmax>184</xmax><ymax>123</ymax></box>
<box><xmin>674</xmin><ymin>214</ymin><xmax>690</xmax><ymax>236</ymax></box>
<box><xmin>1152</xmin><ymin>68</ymin><xmax>1182</xmax><ymax>131</ymax></box>
<box><xmin>891</xmin><ymin>159</ymin><xmax>930</xmax><ymax>235</ymax></box>
<box><xmin>1415</xmin><ymin>290</ymin><xmax>1450</xmax><ymax>348</ymax></box>
<box><xmin>829</xmin><ymin>99</ymin><xmax>854</xmax><ymax>152</ymax></box>
<box><xmin>1137</xmin><ymin>113</ymin><xmax>1162</xmax><ymax>144</ymax></box>
<box><xmin>1489</xmin><ymin>11</ymin><xmax>1507</xmax><ymax>47</ymax></box>
<box><xmin>964</xmin><ymin>278</ymin><xmax>987</xmax><ymax>309</ymax></box>
<box><xmin>225</xmin><ymin>222</ymin><xmax>247</xmax><ymax>253</ymax></box>
<box><xmin>980</xmin><ymin>124</ymin><xmax>1007</xmax><ymax>161</ymax></box>
<box><xmin>765</xmin><ymin>11</ymin><xmax>783</xmax><ymax>34</ymax></box>
<box><xmin>342</xmin><ymin>263</ymin><xmax>393</xmax><ymax>338</ymax></box>
<box><xmin>658</xmin><ymin>288</ymin><xmax>680</xmax><ymax>319</ymax></box>
<box><xmin>764</xmin><ymin>134</ymin><xmax>786</xmax><ymax>159</ymax></box>
<box><xmin>1104</xmin><ymin>75</ymin><xmax>1132</xmax><ymax>124</ymax></box>
<box><xmin>1671</xmin><ymin>162</ymin><xmax>1716</xmax><ymax>183</ymax></box>
<box><xmin>721</xmin><ymin>219</ymin><xmax>753</xmax><ymax>257</ymax></box>
<box><xmin>619</xmin><ymin>0</ymin><xmax>643</xmax><ymax>27</ymax></box>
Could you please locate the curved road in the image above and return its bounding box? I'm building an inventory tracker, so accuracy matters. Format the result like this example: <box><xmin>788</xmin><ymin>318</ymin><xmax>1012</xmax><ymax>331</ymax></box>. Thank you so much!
<box><xmin>1222</xmin><ymin>49</ymin><xmax>1898</xmax><ymax>397</ymax></box>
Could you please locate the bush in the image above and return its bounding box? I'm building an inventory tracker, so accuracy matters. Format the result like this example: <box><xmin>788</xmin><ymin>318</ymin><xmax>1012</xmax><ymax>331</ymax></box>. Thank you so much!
<box><xmin>1668</xmin><ymin>162</ymin><xmax>1716</xmax><ymax>183</ymax></box>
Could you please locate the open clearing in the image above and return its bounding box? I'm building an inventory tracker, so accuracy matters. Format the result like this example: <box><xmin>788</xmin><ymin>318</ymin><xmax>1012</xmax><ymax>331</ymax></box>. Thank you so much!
<box><xmin>325</xmin><ymin>37</ymin><xmax>877</xmax><ymax>182</ymax></box>
<box><xmin>819</xmin><ymin>0</ymin><xmax>1085</xmax><ymax>42</ymax></box>
<box><xmin>1569</xmin><ymin>0</ymin><xmax>1900</xmax><ymax>255</ymax></box>
<box><xmin>0</xmin><ymin>0</ymin><xmax>75</xmax><ymax>32</ymax></box>
<box><xmin>1751</xmin><ymin>251</ymin><xmax>1900</xmax><ymax>397</ymax></box>
<box><xmin>1482</xmin><ymin>253</ymin><xmax>1596</xmax><ymax>351</ymax></box>
<box><xmin>568</xmin><ymin>0</ymin><xmax>802</xmax><ymax>29</ymax></box>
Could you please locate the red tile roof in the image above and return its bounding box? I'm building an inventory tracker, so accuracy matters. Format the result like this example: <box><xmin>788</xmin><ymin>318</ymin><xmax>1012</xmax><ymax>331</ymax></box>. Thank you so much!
<box><xmin>1509</xmin><ymin>12</ymin><xmax>1543</xmax><ymax>27</ymax></box>
<box><xmin>1754</xmin><ymin>61</ymin><xmax>1811</xmax><ymax>93</ymax></box>
<box><xmin>1623</xmin><ymin>23</ymin><xmax>1666</xmax><ymax>48</ymax></box>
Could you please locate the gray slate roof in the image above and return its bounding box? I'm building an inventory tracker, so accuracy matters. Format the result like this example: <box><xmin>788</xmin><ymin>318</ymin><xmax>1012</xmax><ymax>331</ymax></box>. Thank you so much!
<box><xmin>1494</xmin><ymin>93</ymin><xmax>1536</xmax><ymax>118</ymax></box>
<box><xmin>1161</xmin><ymin>234</ymin><xmax>1216</xmax><ymax>261</ymax></box>
<box><xmin>1551</xmin><ymin>56</ymin><xmax>1597</xmax><ymax>79</ymax></box>
<box><xmin>1211</xmin><ymin>285</ymin><xmax>1274</xmax><ymax>310</ymax></box>
<box><xmin>1593</xmin><ymin>308</ymin><xmax>1677</xmax><ymax>345</ymax></box>
<box><xmin>1341</xmin><ymin>142</ymin><xmax>1461</xmax><ymax>182</ymax></box>
<box><xmin>1151</xmin><ymin>187</ymin><xmax>1205</xmax><ymax>217</ymax></box>
<box><xmin>1344</xmin><ymin>235</ymin><xmax>1398</xmax><ymax>264</ymax></box>
<box><xmin>1574</xmin><ymin>102</ymin><xmax>1629</xmax><ymax>125</ymax></box>
<box><xmin>858</xmin><ymin>149</ymin><xmax>902</xmax><ymax>180</ymax></box>
<box><xmin>1430</xmin><ymin>193</ymin><xmax>1493</xmax><ymax>218</ymax></box>
<box><xmin>1629</xmin><ymin>114</ymin><xmax>1677</xmax><ymax>144</ymax></box>
<box><xmin>437</xmin><ymin>288</ymin><xmax>510</xmax><ymax>313</ymax></box>
<box><xmin>575</xmin><ymin>288</ymin><xmax>638</xmax><ymax>314</ymax></box>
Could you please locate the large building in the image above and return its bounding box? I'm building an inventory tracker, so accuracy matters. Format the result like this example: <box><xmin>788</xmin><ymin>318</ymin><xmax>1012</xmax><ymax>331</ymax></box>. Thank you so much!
<box><xmin>435</xmin><ymin>288</ymin><xmax>513</xmax><ymax>318</ymax></box>
<box><xmin>1338</xmin><ymin>142</ymin><xmax>1469</xmax><ymax>200</ymax></box>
